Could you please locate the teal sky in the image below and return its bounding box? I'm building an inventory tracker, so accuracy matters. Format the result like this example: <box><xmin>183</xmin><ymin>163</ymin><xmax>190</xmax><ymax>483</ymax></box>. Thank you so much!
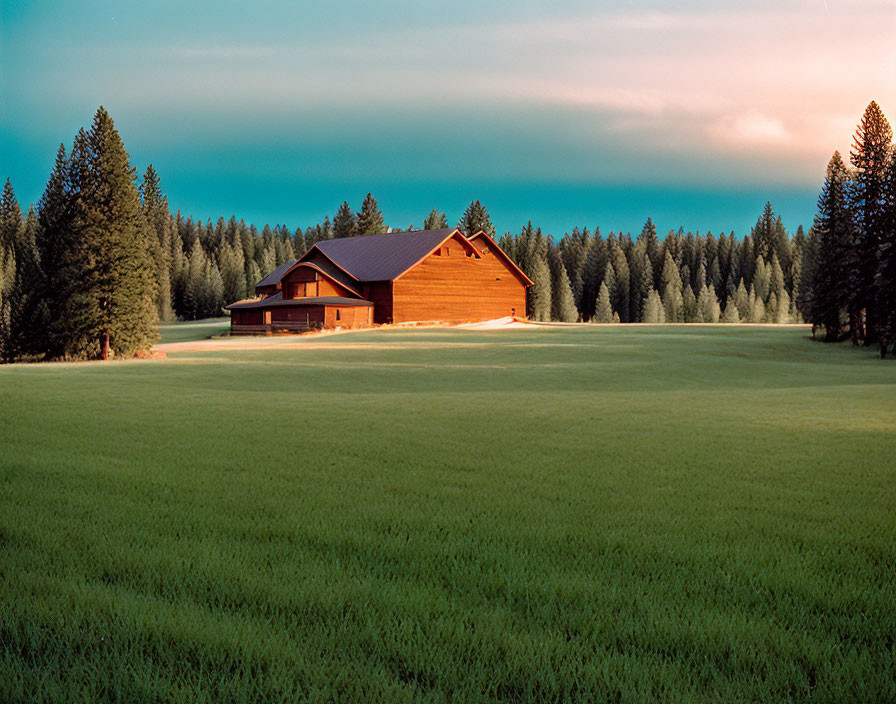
<box><xmin>2</xmin><ymin>0</ymin><xmax>894</xmax><ymax>236</ymax></box>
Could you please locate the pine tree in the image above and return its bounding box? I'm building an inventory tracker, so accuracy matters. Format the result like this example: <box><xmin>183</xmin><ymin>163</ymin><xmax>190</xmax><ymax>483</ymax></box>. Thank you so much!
<box><xmin>184</xmin><ymin>240</ymin><xmax>208</xmax><ymax>320</ymax></box>
<box><xmin>848</xmin><ymin>101</ymin><xmax>892</xmax><ymax>343</ymax></box>
<box><xmin>663</xmin><ymin>282</ymin><xmax>684</xmax><ymax>322</ymax></box>
<box><xmin>206</xmin><ymin>260</ymin><xmax>224</xmax><ymax>317</ymax></box>
<box><xmin>682</xmin><ymin>285</ymin><xmax>698</xmax><ymax>322</ymax></box>
<box><xmin>527</xmin><ymin>244</ymin><xmax>552</xmax><ymax>321</ymax></box>
<box><xmin>0</xmin><ymin>245</ymin><xmax>14</xmax><ymax>360</ymax></box>
<box><xmin>423</xmin><ymin>209</ymin><xmax>448</xmax><ymax>230</ymax></box>
<box><xmin>219</xmin><ymin>242</ymin><xmax>247</xmax><ymax>304</ymax></box>
<box><xmin>697</xmin><ymin>285</ymin><xmax>721</xmax><ymax>323</ymax></box>
<box><xmin>753</xmin><ymin>256</ymin><xmax>770</xmax><ymax>302</ymax></box>
<box><xmin>8</xmin><ymin>207</ymin><xmax>49</xmax><ymax>359</ymax></box>
<box><xmin>660</xmin><ymin>251</ymin><xmax>679</xmax><ymax>294</ymax></box>
<box><xmin>0</xmin><ymin>180</ymin><xmax>22</xmax><ymax>361</ymax></box>
<box><xmin>457</xmin><ymin>200</ymin><xmax>496</xmax><ymax>237</ymax></box>
<box><xmin>808</xmin><ymin>153</ymin><xmax>853</xmax><ymax>340</ymax></box>
<box><xmin>0</xmin><ymin>182</ymin><xmax>21</xmax><ymax>361</ymax></box>
<box><xmin>139</xmin><ymin>165</ymin><xmax>175</xmax><ymax>321</ymax></box>
<box><xmin>602</xmin><ymin>261</ymin><xmax>616</xmax><ymax>315</ymax></box>
<box><xmin>628</xmin><ymin>240</ymin><xmax>653</xmax><ymax>322</ymax></box>
<box><xmin>734</xmin><ymin>279</ymin><xmax>750</xmax><ymax>321</ymax></box>
<box><xmin>876</xmin><ymin>147</ymin><xmax>896</xmax><ymax>355</ymax></box>
<box><xmin>748</xmin><ymin>290</ymin><xmax>765</xmax><ymax>323</ymax></box>
<box><xmin>766</xmin><ymin>292</ymin><xmax>778</xmax><ymax>323</ymax></box>
<box><xmin>708</xmin><ymin>256</ymin><xmax>722</xmax><ymax>299</ymax></box>
<box><xmin>333</xmin><ymin>201</ymin><xmax>357</xmax><ymax>238</ymax></box>
<box><xmin>548</xmin><ymin>247</ymin><xmax>577</xmax><ymax>322</ymax></box>
<box><xmin>721</xmin><ymin>301</ymin><xmax>740</xmax><ymax>323</ymax></box>
<box><xmin>580</xmin><ymin>231</ymin><xmax>606</xmax><ymax>319</ymax></box>
<box><xmin>43</xmin><ymin>109</ymin><xmax>158</xmax><ymax>358</ymax></box>
<box><xmin>776</xmin><ymin>290</ymin><xmax>791</xmax><ymax>324</ymax></box>
<box><xmin>610</xmin><ymin>245</ymin><xmax>630</xmax><ymax>322</ymax></box>
<box><xmin>660</xmin><ymin>251</ymin><xmax>683</xmax><ymax>322</ymax></box>
<box><xmin>356</xmin><ymin>193</ymin><xmax>386</xmax><ymax>236</ymax></box>
<box><xmin>752</xmin><ymin>202</ymin><xmax>788</xmax><ymax>267</ymax></box>
<box><xmin>642</xmin><ymin>289</ymin><xmax>666</xmax><ymax>323</ymax></box>
<box><xmin>636</xmin><ymin>218</ymin><xmax>662</xmax><ymax>287</ymax></box>
<box><xmin>594</xmin><ymin>281</ymin><xmax>613</xmax><ymax>323</ymax></box>
<box><xmin>769</xmin><ymin>252</ymin><xmax>786</xmax><ymax>303</ymax></box>
<box><xmin>246</xmin><ymin>259</ymin><xmax>262</xmax><ymax>297</ymax></box>
<box><xmin>35</xmin><ymin>144</ymin><xmax>74</xmax><ymax>356</ymax></box>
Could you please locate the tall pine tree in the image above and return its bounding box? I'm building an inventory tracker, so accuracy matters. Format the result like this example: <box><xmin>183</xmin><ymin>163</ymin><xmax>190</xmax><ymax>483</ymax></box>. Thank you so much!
<box><xmin>356</xmin><ymin>193</ymin><xmax>386</xmax><ymax>236</ymax></box>
<box><xmin>457</xmin><ymin>200</ymin><xmax>496</xmax><ymax>237</ymax></box>
<box><xmin>333</xmin><ymin>201</ymin><xmax>357</xmax><ymax>238</ymax></box>
<box><xmin>848</xmin><ymin>100</ymin><xmax>892</xmax><ymax>343</ymax></box>
<box><xmin>422</xmin><ymin>209</ymin><xmax>448</xmax><ymax>230</ymax></box>
<box><xmin>44</xmin><ymin>108</ymin><xmax>158</xmax><ymax>359</ymax></box>
<box><xmin>808</xmin><ymin>153</ymin><xmax>853</xmax><ymax>340</ymax></box>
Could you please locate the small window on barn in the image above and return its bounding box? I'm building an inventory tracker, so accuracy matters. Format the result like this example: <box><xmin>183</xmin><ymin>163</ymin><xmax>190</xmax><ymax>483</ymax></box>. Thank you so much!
<box><xmin>336</xmin><ymin>309</ymin><xmax>341</xmax><ymax>321</ymax></box>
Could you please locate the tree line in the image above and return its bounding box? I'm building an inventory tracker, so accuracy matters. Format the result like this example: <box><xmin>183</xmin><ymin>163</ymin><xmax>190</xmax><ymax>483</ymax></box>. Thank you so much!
<box><xmin>497</xmin><ymin>205</ymin><xmax>801</xmax><ymax>326</ymax></box>
<box><xmin>799</xmin><ymin>101</ymin><xmax>896</xmax><ymax>357</ymax></box>
<box><xmin>1</xmin><ymin>103</ymin><xmax>892</xmax><ymax>361</ymax></box>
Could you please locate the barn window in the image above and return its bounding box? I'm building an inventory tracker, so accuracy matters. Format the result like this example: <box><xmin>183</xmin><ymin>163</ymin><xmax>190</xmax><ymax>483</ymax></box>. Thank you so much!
<box><xmin>336</xmin><ymin>309</ymin><xmax>341</xmax><ymax>321</ymax></box>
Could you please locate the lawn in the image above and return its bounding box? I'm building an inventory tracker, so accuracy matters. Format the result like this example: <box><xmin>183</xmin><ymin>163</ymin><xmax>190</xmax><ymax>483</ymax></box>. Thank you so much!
<box><xmin>157</xmin><ymin>317</ymin><xmax>231</xmax><ymax>344</ymax></box>
<box><xmin>1</xmin><ymin>326</ymin><xmax>894</xmax><ymax>703</ymax></box>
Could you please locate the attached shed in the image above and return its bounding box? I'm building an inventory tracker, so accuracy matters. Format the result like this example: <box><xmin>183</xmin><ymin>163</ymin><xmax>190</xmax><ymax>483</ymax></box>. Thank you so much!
<box><xmin>229</xmin><ymin>293</ymin><xmax>373</xmax><ymax>333</ymax></box>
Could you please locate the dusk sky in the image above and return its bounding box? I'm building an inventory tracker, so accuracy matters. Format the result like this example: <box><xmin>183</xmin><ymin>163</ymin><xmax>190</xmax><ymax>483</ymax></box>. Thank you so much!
<box><xmin>2</xmin><ymin>0</ymin><xmax>894</xmax><ymax>237</ymax></box>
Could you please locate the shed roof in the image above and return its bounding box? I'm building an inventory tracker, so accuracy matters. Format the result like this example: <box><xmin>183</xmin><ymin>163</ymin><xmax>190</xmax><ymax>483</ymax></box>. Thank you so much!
<box><xmin>255</xmin><ymin>259</ymin><xmax>297</xmax><ymax>289</ymax></box>
<box><xmin>275</xmin><ymin>260</ymin><xmax>363</xmax><ymax>297</ymax></box>
<box><xmin>307</xmin><ymin>228</ymin><xmax>459</xmax><ymax>281</ymax></box>
<box><xmin>226</xmin><ymin>292</ymin><xmax>373</xmax><ymax>310</ymax></box>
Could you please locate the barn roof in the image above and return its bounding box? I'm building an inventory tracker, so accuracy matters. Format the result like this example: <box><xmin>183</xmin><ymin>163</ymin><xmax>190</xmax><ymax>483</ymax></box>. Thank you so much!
<box><xmin>255</xmin><ymin>259</ymin><xmax>297</xmax><ymax>289</ymax></box>
<box><xmin>307</xmin><ymin>228</ymin><xmax>459</xmax><ymax>282</ymax></box>
<box><xmin>226</xmin><ymin>292</ymin><xmax>373</xmax><ymax>309</ymax></box>
<box><xmin>270</xmin><ymin>260</ymin><xmax>364</xmax><ymax>297</ymax></box>
<box><xmin>297</xmin><ymin>254</ymin><xmax>364</xmax><ymax>294</ymax></box>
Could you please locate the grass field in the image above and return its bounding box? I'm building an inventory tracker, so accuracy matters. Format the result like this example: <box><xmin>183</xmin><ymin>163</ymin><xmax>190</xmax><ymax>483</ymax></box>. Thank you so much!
<box><xmin>1</xmin><ymin>325</ymin><xmax>894</xmax><ymax>703</ymax></box>
<box><xmin>157</xmin><ymin>317</ymin><xmax>230</xmax><ymax>344</ymax></box>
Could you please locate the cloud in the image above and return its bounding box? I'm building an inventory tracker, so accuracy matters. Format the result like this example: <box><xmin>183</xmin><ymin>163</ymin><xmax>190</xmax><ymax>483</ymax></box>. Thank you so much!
<box><xmin>711</xmin><ymin>113</ymin><xmax>793</xmax><ymax>147</ymax></box>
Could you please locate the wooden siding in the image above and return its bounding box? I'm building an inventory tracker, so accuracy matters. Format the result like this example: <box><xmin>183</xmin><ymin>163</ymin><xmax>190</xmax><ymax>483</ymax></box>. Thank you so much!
<box><xmin>392</xmin><ymin>237</ymin><xmax>526</xmax><ymax>323</ymax></box>
<box><xmin>324</xmin><ymin>305</ymin><xmax>372</xmax><ymax>328</ymax></box>
<box><xmin>364</xmin><ymin>282</ymin><xmax>393</xmax><ymax>324</ymax></box>
<box><xmin>232</xmin><ymin>309</ymin><xmax>263</xmax><ymax>326</ymax></box>
<box><xmin>271</xmin><ymin>306</ymin><xmax>324</xmax><ymax>325</ymax></box>
<box><xmin>281</xmin><ymin>266</ymin><xmax>355</xmax><ymax>299</ymax></box>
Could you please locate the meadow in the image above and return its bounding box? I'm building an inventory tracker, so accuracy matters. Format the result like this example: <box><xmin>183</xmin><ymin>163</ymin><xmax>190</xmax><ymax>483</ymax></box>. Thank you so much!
<box><xmin>1</xmin><ymin>325</ymin><xmax>894</xmax><ymax>703</ymax></box>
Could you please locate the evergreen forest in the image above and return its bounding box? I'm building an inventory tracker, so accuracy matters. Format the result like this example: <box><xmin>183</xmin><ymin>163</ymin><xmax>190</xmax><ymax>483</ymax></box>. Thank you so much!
<box><xmin>1</xmin><ymin>102</ymin><xmax>894</xmax><ymax>361</ymax></box>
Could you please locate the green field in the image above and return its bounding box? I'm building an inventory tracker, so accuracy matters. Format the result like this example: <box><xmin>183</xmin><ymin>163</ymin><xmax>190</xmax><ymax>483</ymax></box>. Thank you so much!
<box><xmin>1</xmin><ymin>326</ymin><xmax>894</xmax><ymax>703</ymax></box>
<box><xmin>157</xmin><ymin>317</ymin><xmax>231</xmax><ymax>344</ymax></box>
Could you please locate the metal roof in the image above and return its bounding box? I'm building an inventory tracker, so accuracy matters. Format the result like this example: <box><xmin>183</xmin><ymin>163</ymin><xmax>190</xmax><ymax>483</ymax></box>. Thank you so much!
<box><xmin>226</xmin><ymin>292</ymin><xmax>373</xmax><ymax>310</ymax></box>
<box><xmin>299</xmin><ymin>253</ymin><xmax>363</xmax><ymax>293</ymax></box>
<box><xmin>308</xmin><ymin>228</ymin><xmax>458</xmax><ymax>281</ymax></box>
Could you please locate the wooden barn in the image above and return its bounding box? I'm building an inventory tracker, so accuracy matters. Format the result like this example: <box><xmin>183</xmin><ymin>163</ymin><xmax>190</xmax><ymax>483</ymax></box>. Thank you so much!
<box><xmin>226</xmin><ymin>228</ymin><xmax>532</xmax><ymax>333</ymax></box>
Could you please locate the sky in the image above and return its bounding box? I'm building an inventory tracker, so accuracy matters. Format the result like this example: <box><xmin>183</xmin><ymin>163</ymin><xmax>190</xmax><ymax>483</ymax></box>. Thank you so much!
<box><xmin>2</xmin><ymin>0</ymin><xmax>895</xmax><ymax>237</ymax></box>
